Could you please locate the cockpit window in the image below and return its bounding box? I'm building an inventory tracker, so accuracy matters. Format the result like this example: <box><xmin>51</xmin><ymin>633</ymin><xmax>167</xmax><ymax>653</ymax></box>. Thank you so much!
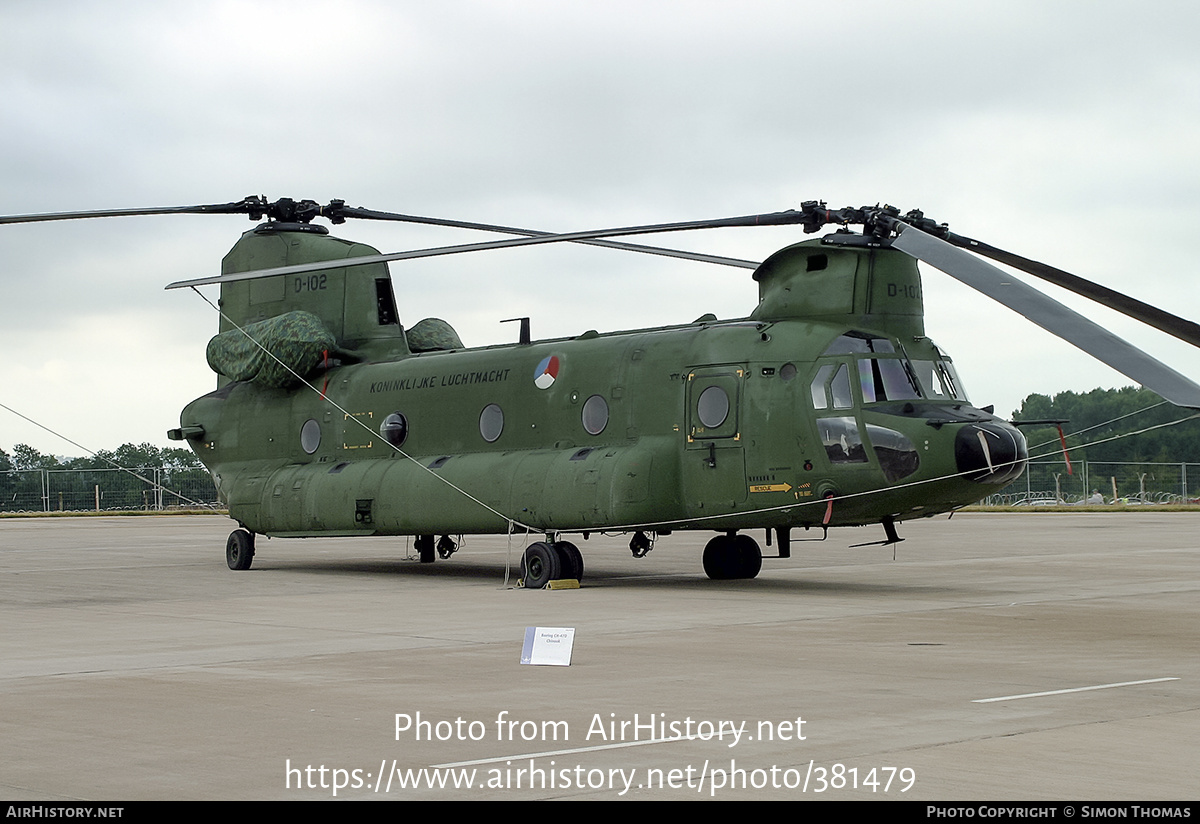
<box><xmin>931</xmin><ymin>343</ymin><xmax>969</xmax><ymax>401</ymax></box>
<box><xmin>910</xmin><ymin>358</ymin><xmax>968</xmax><ymax>402</ymax></box>
<box><xmin>830</xmin><ymin>365</ymin><xmax>852</xmax><ymax>408</ymax></box>
<box><xmin>822</xmin><ymin>332</ymin><xmax>894</xmax><ymax>355</ymax></box>
<box><xmin>939</xmin><ymin>359</ymin><xmax>967</xmax><ymax>402</ymax></box>
<box><xmin>866</xmin><ymin>424</ymin><xmax>920</xmax><ymax>481</ymax></box>
<box><xmin>858</xmin><ymin>358</ymin><xmax>920</xmax><ymax>403</ymax></box>
<box><xmin>814</xmin><ymin>334</ymin><xmax>968</xmax><ymax>407</ymax></box>
<box><xmin>818</xmin><ymin>416</ymin><xmax>868</xmax><ymax>464</ymax></box>
<box><xmin>823</xmin><ymin>335</ymin><xmax>870</xmax><ymax>355</ymax></box>
<box><xmin>810</xmin><ymin>364</ymin><xmax>833</xmax><ymax>408</ymax></box>
<box><xmin>911</xmin><ymin>360</ymin><xmax>948</xmax><ymax>399</ymax></box>
<box><xmin>810</xmin><ymin>363</ymin><xmax>853</xmax><ymax>410</ymax></box>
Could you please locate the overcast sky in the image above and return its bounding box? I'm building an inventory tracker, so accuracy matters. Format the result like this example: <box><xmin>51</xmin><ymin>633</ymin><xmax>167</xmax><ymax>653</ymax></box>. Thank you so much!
<box><xmin>3</xmin><ymin>0</ymin><xmax>1200</xmax><ymax>456</ymax></box>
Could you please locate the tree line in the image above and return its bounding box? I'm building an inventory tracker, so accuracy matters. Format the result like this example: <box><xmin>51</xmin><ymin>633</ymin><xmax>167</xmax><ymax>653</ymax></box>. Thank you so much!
<box><xmin>0</xmin><ymin>442</ymin><xmax>205</xmax><ymax>473</ymax></box>
<box><xmin>1011</xmin><ymin>386</ymin><xmax>1200</xmax><ymax>464</ymax></box>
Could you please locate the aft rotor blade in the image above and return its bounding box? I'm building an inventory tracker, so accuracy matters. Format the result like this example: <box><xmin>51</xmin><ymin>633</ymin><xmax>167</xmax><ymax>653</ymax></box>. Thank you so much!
<box><xmin>166</xmin><ymin>209</ymin><xmax>807</xmax><ymax>289</ymax></box>
<box><xmin>892</xmin><ymin>225</ymin><xmax>1200</xmax><ymax>409</ymax></box>
<box><xmin>0</xmin><ymin>200</ymin><xmax>261</xmax><ymax>225</ymax></box>
<box><xmin>946</xmin><ymin>233</ymin><xmax>1200</xmax><ymax>350</ymax></box>
<box><xmin>338</xmin><ymin>206</ymin><xmax>757</xmax><ymax>270</ymax></box>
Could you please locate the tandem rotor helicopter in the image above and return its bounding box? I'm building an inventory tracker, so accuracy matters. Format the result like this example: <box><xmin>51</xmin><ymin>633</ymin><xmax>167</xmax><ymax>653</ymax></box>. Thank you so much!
<box><xmin>6</xmin><ymin>197</ymin><xmax>1200</xmax><ymax>585</ymax></box>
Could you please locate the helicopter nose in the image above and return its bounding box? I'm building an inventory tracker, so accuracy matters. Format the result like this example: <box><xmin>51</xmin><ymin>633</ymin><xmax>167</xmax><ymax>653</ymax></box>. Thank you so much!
<box><xmin>954</xmin><ymin>422</ymin><xmax>1027</xmax><ymax>484</ymax></box>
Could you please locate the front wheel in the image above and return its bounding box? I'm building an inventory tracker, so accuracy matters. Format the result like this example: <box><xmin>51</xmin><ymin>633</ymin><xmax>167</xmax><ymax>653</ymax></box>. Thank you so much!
<box><xmin>702</xmin><ymin>535</ymin><xmax>736</xmax><ymax>579</ymax></box>
<box><xmin>702</xmin><ymin>533</ymin><xmax>761</xmax><ymax>579</ymax></box>
<box><xmin>733</xmin><ymin>534</ymin><xmax>762</xmax><ymax>579</ymax></box>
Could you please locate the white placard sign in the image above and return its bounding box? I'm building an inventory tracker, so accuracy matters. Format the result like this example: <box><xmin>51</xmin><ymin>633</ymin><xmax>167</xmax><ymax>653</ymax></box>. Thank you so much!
<box><xmin>520</xmin><ymin>626</ymin><xmax>575</xmax><ymax>666</ymax></box>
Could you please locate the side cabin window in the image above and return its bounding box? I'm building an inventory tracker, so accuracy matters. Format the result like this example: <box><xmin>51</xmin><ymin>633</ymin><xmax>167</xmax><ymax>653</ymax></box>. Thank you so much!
<box><xmin>686</xmin><ymin>367</ymin><xmax>743</xmax><ymax>442</ymax></box>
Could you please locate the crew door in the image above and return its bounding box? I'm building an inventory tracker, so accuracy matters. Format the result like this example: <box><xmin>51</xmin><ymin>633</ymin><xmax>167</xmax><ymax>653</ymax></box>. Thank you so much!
<box><xmin>682</xmin><ymin>365</ymin><xmax>748</xmax><ymax>512</ymax></box>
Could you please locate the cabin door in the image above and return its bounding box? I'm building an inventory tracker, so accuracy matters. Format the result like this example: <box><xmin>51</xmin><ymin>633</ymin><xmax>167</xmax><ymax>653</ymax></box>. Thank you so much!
<box><xmin>682</xmin><ymin>365</ymin><xmax>748</xmax><ymax>513</ymax></box>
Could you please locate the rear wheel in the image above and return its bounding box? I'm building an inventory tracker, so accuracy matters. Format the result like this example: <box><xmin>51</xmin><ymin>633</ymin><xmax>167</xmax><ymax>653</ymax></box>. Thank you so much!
<box><xmin>521</xmin><ymin>542</ymin><xmax>561</xmax><ymax>589</ymax></box>
<box><xmin>553</xmin><ymin>541</ymin><xmax>584</xmax><ymax>581</ymax></box>
<box><xmin>226</xmin><ymin>529</ymin><xmax>255</xmax><ymax>571</ymax></box>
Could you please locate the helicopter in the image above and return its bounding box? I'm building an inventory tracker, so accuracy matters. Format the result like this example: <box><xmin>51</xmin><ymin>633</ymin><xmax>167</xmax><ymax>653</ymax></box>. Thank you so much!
<box><xmin>6</xmin><ymin>197</ymin><xmax>1200</xmax><ymax>585</ymax></box>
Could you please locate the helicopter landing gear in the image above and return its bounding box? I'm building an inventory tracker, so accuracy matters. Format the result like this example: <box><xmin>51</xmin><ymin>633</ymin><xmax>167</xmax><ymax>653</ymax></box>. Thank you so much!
<box><xmin>702</xmin><ymin>533</ymin><xmax>762</xmax><ymax>580</ymax></box>
<box><xmin>415</xmin><ymin>534</ymin><xmax>435</xmax><ymax>563</ymax></box>
<box><xmin>629</xmin><ymin>530</ymin><xmax>654</xmax><ymax>558</ymax></box>
<box><xmin>520</xmin><ymin>541</ymin><xmax>560</xmax><ymax>589</ymax></box>
<box><xmin>554</xmin><ymin>541</ymin><xmax>584</xmax><ymax>582</ymax></box>
<box><xmin>226</xmin><ymin>529</ymin><xmax>255</xmax><ymax>571</ymax></box>
<box><xmin>521</xmin><ymin>540</ymin><xmax>584</xmax><ymax>588</ymax></box>
<box><xmin>436</xmin><ymin>535</ymin><xmax>459</xmax><ymax>559</ymax></box>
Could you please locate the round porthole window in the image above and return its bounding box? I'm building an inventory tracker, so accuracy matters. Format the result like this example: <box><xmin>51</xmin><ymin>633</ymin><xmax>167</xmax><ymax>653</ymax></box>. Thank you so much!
<box><xmin>300</xmin><ymin>419</ymin><xmax>321</xmax><ymax>454</ymax></box>
<box><xmin>697</xmin><ymin>385</ymin><xmax>730</xmax><ymax>428</ymax></box>
<box><xmin>380</xmin><ymin>412</ymin><xmax>408</xmax><ymax>447</ymax></box>
<box><xmin>582</xmin><ymin>394</ymin><xmax>609</xmax><ymax>435</ymax></box>
<box><xmin>779</xmin><ymin>362</ymin><xmax>798</xmax><ymax>381</ymax></box>
<box><xmin>479</xmin><ymin>403</ymin><xmax>504</xmax><ymax>443</ymax></box>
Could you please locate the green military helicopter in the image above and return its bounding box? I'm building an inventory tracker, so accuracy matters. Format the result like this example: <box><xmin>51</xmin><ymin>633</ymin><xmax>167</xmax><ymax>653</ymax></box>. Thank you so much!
<box><xmin>7</xmin><ymin>198</ymin><xmax>1200</xmax><ymax>584</ymax></box>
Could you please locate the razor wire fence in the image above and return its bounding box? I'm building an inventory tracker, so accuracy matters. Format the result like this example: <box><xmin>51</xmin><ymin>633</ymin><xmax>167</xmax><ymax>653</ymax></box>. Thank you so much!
<box><xmin>0</xmin><ymin>467</ymin><xmax>221</xmax><ymax>513</ymax></box>
<box><xmin>985</xmin><ymin>460</ymin><xmax>1200</xmax><ymax>506</ymax></box>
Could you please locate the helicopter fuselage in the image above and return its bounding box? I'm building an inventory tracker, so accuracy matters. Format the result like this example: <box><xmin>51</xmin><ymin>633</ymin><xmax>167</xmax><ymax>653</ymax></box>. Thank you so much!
<box><xmin>172</xmin><ymin>223</ymin><xmax>1027</xmax><ymax>574</ymax></box>
<box><xmin>180</xmin><ymin>308</ymin><xmax>1023</xmax><ymax>539</ymax></box>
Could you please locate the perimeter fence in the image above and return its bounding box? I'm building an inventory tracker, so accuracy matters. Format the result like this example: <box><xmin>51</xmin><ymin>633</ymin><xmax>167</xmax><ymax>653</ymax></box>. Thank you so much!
<box><xmin>0</xmin><ymin>467</ymin><xmax>220</xmax><ymax>513</ymax></box>
<box><xmin>986</xmin><ymin>460</ymin><xmax>1200</xmax><ymax>506</ymax></box>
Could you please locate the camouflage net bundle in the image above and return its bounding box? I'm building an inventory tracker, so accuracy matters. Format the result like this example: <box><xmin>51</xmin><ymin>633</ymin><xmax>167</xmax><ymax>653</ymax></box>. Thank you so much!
<box><xmin>206</xmin><ymin>311</ymin><xmax>336</xmax><ymax>388</ymax></box>
<box><xmin>407</xmin><ymin>317</ymin><xmax>464</xmax><ymax>352</ymax></box>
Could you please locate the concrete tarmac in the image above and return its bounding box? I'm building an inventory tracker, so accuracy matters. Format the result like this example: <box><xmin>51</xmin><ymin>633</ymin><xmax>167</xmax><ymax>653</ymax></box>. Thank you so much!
<box><xmin>1</xmin><ymin>512</ymin><xmax>1196</xmax><ymax>800</ymax></box>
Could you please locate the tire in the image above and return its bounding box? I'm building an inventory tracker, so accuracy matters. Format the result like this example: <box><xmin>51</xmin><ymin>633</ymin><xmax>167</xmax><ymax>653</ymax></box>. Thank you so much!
<box><xmin>226</xmin><ymin>529</ymin><xmax>255</xmax><ymax>571</ymax></box>
<box><xmin>702</xmin><ymin>535</ymin><xmax>735</xmax><ymax>580</ymax></box>
<box><xmin>416</xmin><ymin>534</ymin><xmax>435</xmax><ymax>564</ymax></box>
<box><xmin>521</xmin><ymin>541</ymin><xmax>561</xmax><ymax>589</ymax></box>
<box><xmin>703</xmin><ymin>534</ymin><xmax>761</xmax><ymax>579</ymax></box>
<box><xmin>554</xmin><ymin>541</ymin><xmax>584</xmax><ymax>581</ymax></box>
<box><xmin>733</xmin><ymin>534</ymin><xmax>762</xmax><ymax>579</ymax></box>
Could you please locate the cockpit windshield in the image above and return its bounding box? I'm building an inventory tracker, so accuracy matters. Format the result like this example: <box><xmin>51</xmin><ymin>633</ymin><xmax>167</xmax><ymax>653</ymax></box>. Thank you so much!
<box><xmin>908</xmin><ymin>342</ymin><xmax>969</xmax><ymax>402</ymax></box>
<box><xmin>909</xmin><ymin>358</ymin><xmax>959</xmax><ymax>401</ymax></box>
<box><xmin>812</xmin><ymin>334</ymin><xmax>969</xmax><ymax>408</ymax></box>
<box><xmin>858</xmin><ymin>358</ymin><xmax>920</xmax><ymax>403</ymax></box>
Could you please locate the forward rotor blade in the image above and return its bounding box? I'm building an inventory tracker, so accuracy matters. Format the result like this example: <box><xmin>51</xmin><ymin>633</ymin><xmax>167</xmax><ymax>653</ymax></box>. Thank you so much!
<box><xmin>946</xmin><ymin>234</ymin><xmax>1200</xmax><ymax>350</ymax></box>
<box><xmin>166</xmin><ymin>209</ymin><xmax>806</xmax><ymax>289</ymax></box>
<box><xmin>0</xmin><ymin>200</ymin><xmax>260</xmax><ymax>225</ymax></box>
<box><xmin>338</xmin><ymin>206</ymin><xmax>757</xmax><ymax>270</ymax></box>
<box><xmin>892</xmin><ymin>225</ymin><xmax>1200</xmax><ymax>409</ymax></box>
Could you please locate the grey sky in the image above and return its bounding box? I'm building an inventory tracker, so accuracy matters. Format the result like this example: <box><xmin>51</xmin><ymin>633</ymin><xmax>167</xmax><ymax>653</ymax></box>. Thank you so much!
<box><xmin>3</xmin><ymin>0</ymin><xmax>1199</xmax><ymax>455</ymax></box>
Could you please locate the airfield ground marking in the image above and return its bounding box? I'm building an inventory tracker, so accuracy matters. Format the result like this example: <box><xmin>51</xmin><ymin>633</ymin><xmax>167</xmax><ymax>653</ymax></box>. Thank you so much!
<box><xmin>430</xmin><ymin>735</ymin><xmax>702</xmax><ymax>769</ymax></box>
<box><xmin>972</xmin><ymin>676</ymin><xmax>1179</xmax><ymax>703</ymax></box>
